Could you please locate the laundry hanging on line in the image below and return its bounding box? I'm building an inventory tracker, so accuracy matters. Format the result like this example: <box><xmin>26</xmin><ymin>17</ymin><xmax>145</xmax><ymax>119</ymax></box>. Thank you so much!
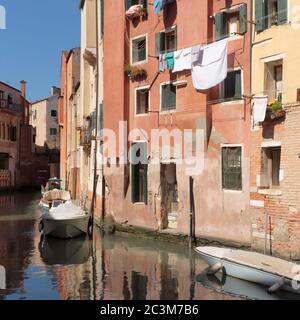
<box><xmin>253</xmin><ymin>96</ymin><xmax>268</xmax><ymax>124</ymax></box>
<box><xmin>191</xmin><ymin>38</ymin><xmax>228</xmax><ymax>90</ymax></box>
<box><xmin>159</xmin><ymin>52</ymin><xmax>174</xmax><ymax>72</ymax></box>
<box><xmin>172</xmin><ymin>47</ymin><xmax>192</xmax><ymax>73</ymax></box>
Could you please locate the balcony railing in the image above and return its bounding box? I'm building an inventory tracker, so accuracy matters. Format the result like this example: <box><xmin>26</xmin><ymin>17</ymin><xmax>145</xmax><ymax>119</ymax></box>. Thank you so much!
<box><xmin>0</xmin><ymin>99</ymin><xmax>22</xmax><ymax>112</ymax></box>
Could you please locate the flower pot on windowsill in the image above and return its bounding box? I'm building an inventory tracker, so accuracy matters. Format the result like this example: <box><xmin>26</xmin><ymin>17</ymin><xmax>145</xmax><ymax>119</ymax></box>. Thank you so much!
<box><xmin>124</xmin><ymin>64</ymin><xmax>147</xmax><ymax>81</ymax></box>
<box><xmin>265</xmin><ymin>101</ymin><xmax>285</xmax><ymax>120</ymax></box>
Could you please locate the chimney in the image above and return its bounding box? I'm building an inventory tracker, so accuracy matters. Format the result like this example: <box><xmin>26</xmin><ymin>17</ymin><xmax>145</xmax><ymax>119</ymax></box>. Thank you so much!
<box><xmin>51</xmin><ymin>86</ymin><xmax>61</xmax><ymax>96</ymax></box>
<box><xmin>20</xmin><ymin>80</ymin><xmax>26</xmax><ymax>98</ymax></box>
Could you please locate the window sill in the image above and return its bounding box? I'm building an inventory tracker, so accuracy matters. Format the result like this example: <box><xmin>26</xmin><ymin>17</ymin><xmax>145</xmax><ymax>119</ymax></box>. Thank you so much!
<box><xmin>135</xmin><ymin>113</ymin><xmax>150</xmax><ymax>117</ymax></box>
<box><xmin>131</xmin><ymin>60</ymin><xmax>147</xmax><ymax>67</ymax></box>
<box><xmin>219</xmin><ymin>99</ymin><xmax>244</xmax><ymax>105</ymax></box>
<box><xmin>258</xmin><ymin>189</ymin><xmax>282</xmax><ymax>196</ymax></box>
<box><xmin>133</xmin><ymin>202</ymin><xmax>147</xmax><ymax>206</ymax></box>
<box><xmin>222</xmin><ymin>188</ymin><xmax>243</xmax><ymax>193</ymax></box>
<box><xmin>160</xmin><ymin>109</ymin><xmax>176</xmax><ymax>114</ymax></box>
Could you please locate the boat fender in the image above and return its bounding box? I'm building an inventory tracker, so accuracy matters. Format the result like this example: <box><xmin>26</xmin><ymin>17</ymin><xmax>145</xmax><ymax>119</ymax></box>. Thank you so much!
<box><xmin>267</xmin><ymin>278</ymin><xmax>285</xmax><ymax>294</ymax></box>
<box><xmin>207</xmin><ymin>262</ymin><xmax>224</xmax><ymax>276</ymax></box>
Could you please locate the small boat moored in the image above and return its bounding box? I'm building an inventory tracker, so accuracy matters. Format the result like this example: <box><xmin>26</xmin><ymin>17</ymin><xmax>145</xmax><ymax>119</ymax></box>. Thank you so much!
<box><xmin>195</xmin><ymin>246</ymin><xmax>300</xmax><ymax>295</ymax></box>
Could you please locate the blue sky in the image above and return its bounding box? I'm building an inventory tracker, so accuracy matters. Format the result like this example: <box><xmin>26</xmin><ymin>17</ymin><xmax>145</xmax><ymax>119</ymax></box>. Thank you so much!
<box><xmin>0</xmin><ymin>0</ymin><xmax>80</xmax><ymax>101</ymax></box>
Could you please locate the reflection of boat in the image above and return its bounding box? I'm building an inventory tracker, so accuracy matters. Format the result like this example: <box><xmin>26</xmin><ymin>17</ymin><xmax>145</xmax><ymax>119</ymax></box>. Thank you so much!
<box><xmin>196</xmin><ymin>268</ymin><xmax>292</xmax><ymax>300</ymax></box>
<box><xmin>195</xmin><ymin>246</ymin><xmax>300</xmax><ymax>295</ymax></box>
<box><xmin>39</xmin><ymin>236</ymin><xmax>92</xmax><ymax>265</ymax></box>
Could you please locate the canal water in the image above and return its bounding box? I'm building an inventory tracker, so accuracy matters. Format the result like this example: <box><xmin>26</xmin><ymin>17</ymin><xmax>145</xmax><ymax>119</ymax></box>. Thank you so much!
<box><xmin>0</xmin><ymin>192</ymin><xmax>298</xmax><ymax>300</ymax></box>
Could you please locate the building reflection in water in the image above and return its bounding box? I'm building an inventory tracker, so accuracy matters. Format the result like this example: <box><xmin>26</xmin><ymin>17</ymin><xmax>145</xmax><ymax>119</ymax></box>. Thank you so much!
<box><xmin>0</xmin><ymin>192</ymin><xmax>235</xmax><ymax>300</ymax></box>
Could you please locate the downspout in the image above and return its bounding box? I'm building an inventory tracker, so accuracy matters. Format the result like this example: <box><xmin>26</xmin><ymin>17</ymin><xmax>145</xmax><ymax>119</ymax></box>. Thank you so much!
<box><xmin>250</xmin><ymin>0</ymin><xmax>253</xmax><ymax>97</ymax></box>
<box><xmin>91</xmin><ymin>0</ymin><xmax>100</xmax><ymax>231</ymax></box>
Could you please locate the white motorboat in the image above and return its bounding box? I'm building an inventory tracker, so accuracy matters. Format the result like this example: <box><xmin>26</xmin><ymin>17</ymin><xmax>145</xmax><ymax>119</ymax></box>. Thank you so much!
<box><xmin>40</xmin><ymin>201</ymin><xmax>91</xmax><ymax>239</ymax></box>
<box><xmin>195</xmin><ymin>246</ymin><xmax>300</xmax><ymax>295</ymax></box>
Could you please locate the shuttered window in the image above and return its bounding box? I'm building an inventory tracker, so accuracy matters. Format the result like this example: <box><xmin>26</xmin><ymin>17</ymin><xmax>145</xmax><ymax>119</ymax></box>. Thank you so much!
<box><xmin>10</xmin><ymin>126</ymin><xmax>17</xmax><ymax>142</ymax></box>
<box><xmin>223</xmin><ymin>70</ymin><xmax>242</xmax><ymax>100</ymax></box>
<box><xmin>255</xmin><ymin>0</ymin><xmax>287</xmax><ymax>32</ymax></box>
<box><xmin>277</xmin><ymin>0</ymin><xmax>288</xmax><ymax>25</ymax></box>
<box><xmin>239</xmin><ymin>4</ymin><xmax>248</xmax><ymax>34</ymax></box>
<box><xmin>215</xmin><ymin>5</ymin><xmax>247</xmax><ymax>40</ymax></box>
<box><xmin>215</xmin><ymin>12</ymin><xmax>227</xmax><ymax>40</ymax></box>
<box><xmin>136</xmin><ymin>88</ymin><xmax>149</xmax><ymax>114</ymax></box>
<box><xmin>131</xmin><ymin>142</ymin><xmax>148</xmax><ymax>204</ymax></box>
<box><xmin>155</xmin><ymin>27</ymin><xmax>177</xmax><ymax>56</ymax></box>
<box><xmin>161</xmin><ymin>83</ymin><xmax>176</xmax><ymax>111</ymax></box>
<box><xmin>222</xmin><ymin>147</ymin><xmax>242</xmax><ymax>190</ymax></box>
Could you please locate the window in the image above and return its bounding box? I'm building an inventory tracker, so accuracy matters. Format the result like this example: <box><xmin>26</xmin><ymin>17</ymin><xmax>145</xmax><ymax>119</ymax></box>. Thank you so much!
<box><xmin>155</xmin><ymin>27</ymin><xmax>177</xmax><ymax>56</ymax></box>
<box><xmin>10</xmin><ymin>126</ymin><xmax>17</xmax><ymax>142</ymax></box>
<box><xmin>131</xmin><ymin>142</ymin><xmax>148</xmax><ymax>204</ymax></box>
<box><xmin>0</xmin><ymin>91</ymin><xmax>3</xmax><ymax>99</ymax></box>
<box><xmin>255</xmin><ymin>0</ymin><xmax>288</xmax><ymax>32</ymax></box>
<box><xmin>265</xmin><ymin>61</ymin><xmax>283</xmax><ymax>102</ymax></box>
<box><xmin>215</xmin><ymin>4</ymin><xmax>247</xmax><ymax>40</ymax></box>
<box><xmin>132</xmin><ymin>36</ymin><xmax>147</xmax><ymax>64</ymax></box>
<box><xmin>136</xmin><ymin>87</ymin><xmax>149</xmax><ymax>115</ymax></box>
<box><xmin>261</xmin><ymin>147</ymin><xmax>281</xmax><ymax>189</ymax></box>
<box><xmin>7</xmin><ymin>95</ymin><xmax>13</xmax><ymax>106</ymax></box>
<box><xmin>161</xmin><ymin>83</ymin><xmax>176</xmax><ymax>111</ymax></box>
<box><xmin>125</xmin><ymin>0</ymin><xmax>147</xmax><ymax>10</ymax></box>
<box><xmin>50</xmin><ymin>128</ymin><xmax>57</xmax><ymax>136</ymax></box>
<box><xmin>222</xmin><ymin>146</ymin><xmax>242</xmax><ymax>190</ymax></box>
<box><xmin>51</xmin><ymin>110</ymin><xmax>57</xmax><ymax>117</ymax></box>
<box><xmin>222</xmin><ymin>70</ymin><xmax>242</xmax><ymax>101</ymax></box>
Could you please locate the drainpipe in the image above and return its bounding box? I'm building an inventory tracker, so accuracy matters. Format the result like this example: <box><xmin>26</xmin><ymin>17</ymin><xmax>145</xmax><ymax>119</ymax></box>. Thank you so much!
<box><xmin>250</xmin><ymin>0</ymin><xmax>253</xmax><ymax>97</ymax></box>
<box><xmin>91</xmin><ymin>0</ymin><xmax>100</xmax><ymax>231</ymax></box>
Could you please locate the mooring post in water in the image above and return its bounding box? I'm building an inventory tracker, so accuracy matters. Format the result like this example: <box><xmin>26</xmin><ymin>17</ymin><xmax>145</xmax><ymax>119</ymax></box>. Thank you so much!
<box><xmin>264</xmin><ymin>211</ymin><xmax>268</xmax><ymax>255</ymax></box>
<box><xmin>189</xmin><ymin>176</ymin><xmax>195</xmax><ymax>248</ymax></box>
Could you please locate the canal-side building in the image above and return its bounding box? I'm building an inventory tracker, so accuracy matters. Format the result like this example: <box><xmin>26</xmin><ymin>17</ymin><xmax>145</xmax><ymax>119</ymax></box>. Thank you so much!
<box><xmin>30</xmin><ymin>86</ymin><xmax>61</xmax><ymax>178</ymax></box>
<box><xmin>250</xmin><ymin>0</ymin><xmax>300</xmax><ymax>259</ymax></box>
<box><xmin>0</xmin><ymin>81</ymin><xmax>24</xmax><ymax>190</ymax></box>
<box><xmin>102</xmin><ymin>0</ymin><xmax>252</xmax><ymax>245</ymax></box>
<box><xmin>76</xmin><ymin>0</ymin><xmax>103</xmax><ymax>216</ymax></box>
<box><xmin>59</xmin><ymin>48</ymin><xmax>81</xmax><ymax>198</ymax></box>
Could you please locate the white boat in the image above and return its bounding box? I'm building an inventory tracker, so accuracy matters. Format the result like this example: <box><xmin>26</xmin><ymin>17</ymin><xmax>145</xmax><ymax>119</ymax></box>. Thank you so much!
<box><xmin>195</xmin><ymin>246</ymin><xmax>300</xmax><ymax>295</ymax></box>
<box><xmin>40</xmin><ymin>199</ymin><xmax>91</xmax><ymax>239</ymax></box>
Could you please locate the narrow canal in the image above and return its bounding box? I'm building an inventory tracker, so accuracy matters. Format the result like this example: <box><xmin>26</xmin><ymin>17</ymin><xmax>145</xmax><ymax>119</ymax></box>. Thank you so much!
<box><xmin>0</xmin><ymin>192</ymin><xmax>297</xmax><ymax>300</ymax></box>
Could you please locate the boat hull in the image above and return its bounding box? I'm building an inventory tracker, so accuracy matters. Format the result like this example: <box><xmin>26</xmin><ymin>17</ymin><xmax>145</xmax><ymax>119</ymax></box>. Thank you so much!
<box><xmin>42</xmin><ymin>215</ymin><xmax>90</xmax><ymax>239</ymax></box>
<box><xmin>195</xmin><ymin>247</ymin><xmax>300</xmax><ymax>295</ymax></box>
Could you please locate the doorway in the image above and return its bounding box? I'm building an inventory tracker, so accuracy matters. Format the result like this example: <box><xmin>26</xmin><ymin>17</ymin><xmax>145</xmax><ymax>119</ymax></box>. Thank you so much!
<box><xmin>160</xmin><ymin>163</ymin><xmax>179</xmax><ymax>229</ymax></box>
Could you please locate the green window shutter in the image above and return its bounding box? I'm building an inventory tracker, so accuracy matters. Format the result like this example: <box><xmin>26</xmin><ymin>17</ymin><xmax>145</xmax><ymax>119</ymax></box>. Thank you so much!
<box><xmin>141</xmin><ymin>0</ymin><xmax>147</xmax><ymax>9</ymax></box>
<box><xmin>215</xmin><ymin>12</ymin><xmax>227</xmax><ymax>41</ymax></box>
<box><xmin>131</xmin><ymin>164</ymin><xmax>137</xmax><ymax>203</ymax></box>
<box><xmin>174</xmin><ymin>26</ymin><xmax>177</xmax><ymax>51</ymax></box>
<box><xmin>239</xmin><ymin>3</ymin><xmax>248</xmax><ymax>34</ymax></box>
<box><xmin>99</xmin><ymin>102</ymin><xmax>104</xmax><ymax>130</ymax></box>
<box><xmin>161</xmin><ymin>84</ymin><xmax>176</xmax><ymax>111</ymax></box>
<box><xmin>139</xmin><ymin>43</ymin><xmax>146</xmax><ymax>61</ymax></box>
<box><xmin>222</xmin><ymin>147</ymin><xmax>242</xmax><ymax>190</ymax></box>
<box><xmin>101</xmin><ymin>0</ymin><xmax>104</xmax><ymax>33</ymax></box>
<box><xmin>143</xmin><ymin>164</ymin><xmax>148</xmax><ymax>204</ymax></box>
<box><xmin>255</xmin><ymin>0</ymin><xmax>266</xmax><ymax>32</ymax></box>
<box><xmin>155</xmin><ymin>32</ymin><xmax>165</xmax><ymax>57</ymax></box>
<box><xmin>125</xmin><ymin>0</ymin><xmax>132</xmax><ymax>11</ymax></box>
<box><xmin>277</xmin><ymin>0</ymin><xmax>288</xmax><ymax>25</ymax></box>
<box><xmin>234</xmin><ymin>71</ymin><xmax>242</xmax><ymax>99</ymax></box>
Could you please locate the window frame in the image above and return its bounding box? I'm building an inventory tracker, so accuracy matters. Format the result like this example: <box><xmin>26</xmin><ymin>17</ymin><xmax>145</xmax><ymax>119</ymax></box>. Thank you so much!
<box><xmin>135</xmin><ymin>85</ymin><xmax>150</xmax><ymax>116</ymax></box>
<box><xmin>221</xmin><ymin>144</ymin><xmax>243</xmax><ymax>192</ymax></box>
<box><xmin>160</xmin><ymin>81</ymin><xmax>177</xmax><ymax>113</ymax></box>
<box><xmin>131</xmin><ymin>33</ymin><xmax>148</xmax><ymax>66</ymax></box>
<box><xmin>156</xmin><ymin>25</ymin><xmax>177</xmax><ymax>55</ymax></box>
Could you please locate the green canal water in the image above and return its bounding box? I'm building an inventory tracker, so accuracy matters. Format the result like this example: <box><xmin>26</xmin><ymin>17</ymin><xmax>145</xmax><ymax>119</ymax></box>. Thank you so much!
<box><xmin>0</xmin><ymin>192</ymin><xmax>298</xmax><ymax>300</ymax></box>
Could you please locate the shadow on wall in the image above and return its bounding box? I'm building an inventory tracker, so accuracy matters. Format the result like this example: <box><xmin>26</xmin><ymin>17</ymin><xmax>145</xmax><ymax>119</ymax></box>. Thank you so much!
<box><xmin>163</xmin><ymin>1</ymin><xmax>177</xmax><ymax>28</ymax></box>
